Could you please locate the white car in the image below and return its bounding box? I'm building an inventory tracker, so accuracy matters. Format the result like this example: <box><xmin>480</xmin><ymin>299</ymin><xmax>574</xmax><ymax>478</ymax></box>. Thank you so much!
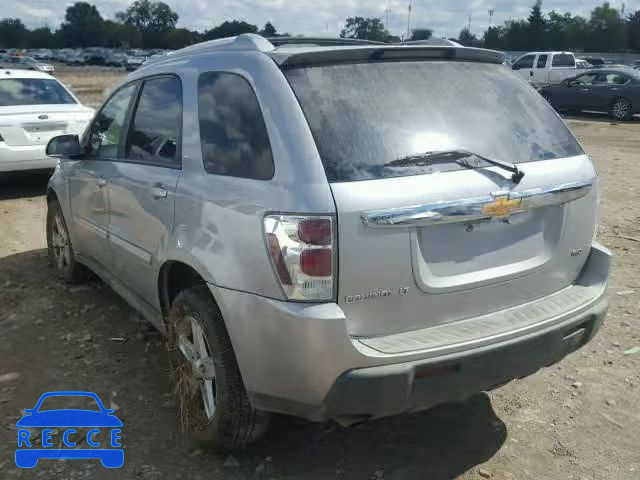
<box><xmin>511</xmin><ymin>51</ymin><xmax>586</xmax><ymax>87</ymax></box>
<box><xmin>0</xmin><ymin>70</ymin><xmax>94</xmax><ymax>172</ymax></box>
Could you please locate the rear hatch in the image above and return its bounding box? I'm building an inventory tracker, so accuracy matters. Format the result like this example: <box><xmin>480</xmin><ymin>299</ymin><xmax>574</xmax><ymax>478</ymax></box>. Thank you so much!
<box><xmin>285</xmin><ymin>55</ymin><xmax>598</xmax><ymax>338</ymax></box>
<box><xmin>0</xmin><ymin>105</ymin><xmax>93</xmax><ymax>146</ymax></box>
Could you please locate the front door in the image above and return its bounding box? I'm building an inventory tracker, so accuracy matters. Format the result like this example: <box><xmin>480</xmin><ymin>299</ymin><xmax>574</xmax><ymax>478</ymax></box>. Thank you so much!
<box><xmin>107</xmin><ymin>75</ymin><xmax>183</xmax><ymax>305</ymax></box>
<box><xmin>66</xmin><ymin>83</ymin><xmax>138</xmax><ymax>269</ymax></box>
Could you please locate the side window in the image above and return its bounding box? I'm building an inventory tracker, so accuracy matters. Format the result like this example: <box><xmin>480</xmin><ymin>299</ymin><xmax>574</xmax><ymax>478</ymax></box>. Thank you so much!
<box><xmin>536</xmin><ymin>55</ymin><xmax>548</xmax><ymax>69</ymax></box>
<box><xmin>88</xmin><ymin>83</ymin><xmax>137</xmax><ymax>159</ymax></box>
<box><xmin>552</xmin><ymin>54</ymin><xmax>575</xmax><ymax>68</ymax></box>
<box><xmin>605</xmin><ymin>73</ymin><xmax>629</xmax><ymax>85</ymax></box>
<box><xmin>125</xmin><ymin>76</ymin><xmax>182</xmax><ymax>167</ymax></box>
<box><xmin>197</xmin><ymin>72</ymin><xmax>274</xmax><ymax>180</ymax></box>
<box><xmin>513</xmin><ymin>54</ymin><xmax>535</xmax><ymax>70</ymax></box>
<box><xmin>572</xmin><ymin>73</ymin><xmax>597</xmax><ymax>85</ymax></box>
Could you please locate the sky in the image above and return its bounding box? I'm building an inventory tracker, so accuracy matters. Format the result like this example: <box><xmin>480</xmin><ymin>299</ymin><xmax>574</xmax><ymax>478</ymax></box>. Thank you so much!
<box><xmin>8</xmin><ymin>0</ymin><xmax>640</xmax><ymax>38</ymax></box>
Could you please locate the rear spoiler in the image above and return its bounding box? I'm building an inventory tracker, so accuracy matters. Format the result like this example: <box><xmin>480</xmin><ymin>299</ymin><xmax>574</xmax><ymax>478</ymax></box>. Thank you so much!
<box><xmin>270</xmin><ymin>46</ymin><xmax>505</xmax><ymax>68</ymax></box>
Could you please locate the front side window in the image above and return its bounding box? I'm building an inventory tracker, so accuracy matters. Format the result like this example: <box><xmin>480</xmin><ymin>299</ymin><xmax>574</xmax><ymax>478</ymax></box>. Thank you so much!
<box><xmin>552</xmin><ymin>54</ymin><xmax>575</xmax><ymax>68</ymax></box>
<box><xmin>285</xmin><ymin>61</ymin><xmax>584</xmax><ymax>182</ymax></box>
<box><xmin>125</xmin><ymin>76</ymin><xmax>182</xmax><ymax>167</ymax></box>
<box><xmin>0</xmin><ymin>79</ymin><xmax>76</xmax><ymax>106</ymax></box>
<box><xmin>197</xmin><ymin>72</ymin><xmax>274</xmax><ymax>180</ymax></box>
<box><xmin>88</xmin><ymin>83</ymin><xmax>137</xmax><ymax>159</ymax></box>
<box><xmin>513</xmin><ymin>54</ymin><xmax>535</xmax><ymax>70</ymax></box>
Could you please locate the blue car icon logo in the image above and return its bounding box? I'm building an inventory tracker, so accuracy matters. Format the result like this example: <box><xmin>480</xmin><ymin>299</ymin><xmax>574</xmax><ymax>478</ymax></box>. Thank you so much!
<box><xmin>15</xmin><ymin>391</ymin><xmax>123</xmax><ymax>468</ymax></box>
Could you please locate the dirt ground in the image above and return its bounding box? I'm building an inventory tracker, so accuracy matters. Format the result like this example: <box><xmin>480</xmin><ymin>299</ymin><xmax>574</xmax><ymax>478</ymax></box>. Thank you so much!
<box><xmin>0</xmin><ymin>69</ymin><xmax>639</xmax><ymax>479</ymax></box>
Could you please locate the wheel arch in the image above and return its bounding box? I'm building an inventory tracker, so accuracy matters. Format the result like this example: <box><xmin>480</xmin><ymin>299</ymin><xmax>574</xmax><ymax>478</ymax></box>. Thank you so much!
<box><xmin>158</xmin><ymin>259</ymin><xmax>214</xmax><ymax>319</ymax></box>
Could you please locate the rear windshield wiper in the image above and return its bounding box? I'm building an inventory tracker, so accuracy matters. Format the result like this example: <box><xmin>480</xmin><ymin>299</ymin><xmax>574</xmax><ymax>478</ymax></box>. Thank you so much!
<box><xmin>383</xmin><ymin>149</ymin><xmax>525</xmax><ymax>184</ymax></box>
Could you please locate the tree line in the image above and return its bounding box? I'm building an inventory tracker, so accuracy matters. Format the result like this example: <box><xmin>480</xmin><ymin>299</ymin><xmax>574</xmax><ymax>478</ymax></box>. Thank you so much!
<box><xmin>1</xmin><ymin>0</ymin><xmax>639</xmax><ymax>53</ymax></box>
<box><xmin>341</xmin><ymin>1</ymin><xmax>640</xmax><ymax>53</ymax></box>
<box><xmin>0</xmin><ymin>0</ymin><xmax>279</xmax><ymax>50</ymax></box>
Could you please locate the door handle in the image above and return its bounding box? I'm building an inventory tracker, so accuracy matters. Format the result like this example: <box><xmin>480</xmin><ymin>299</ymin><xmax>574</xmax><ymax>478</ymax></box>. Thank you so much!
<box><xmin>150</xmin><ymin>185</ymin><xmax>168</xmax><ymax>199</ymax></box>
<box><xmin>97</xmin><ymin>177</ymin><xmax>107</xmax><ymax>188</ymax></box>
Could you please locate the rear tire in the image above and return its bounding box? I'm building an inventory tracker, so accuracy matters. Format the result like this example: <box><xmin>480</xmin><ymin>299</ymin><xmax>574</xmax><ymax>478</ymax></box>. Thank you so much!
<box><xmin>609</xmin><ymin>97</ymin><xmax>632</xmax><ymax>121</ymax></box>
<box><xmin>166</xmin><ymin>285</ymin><xmax>269</xmax><ymax>451</ymax></box>
<box><xmin>46</xmin><ymin>200</ymin><xmax>90</xmax><ymax>283</ymax></box>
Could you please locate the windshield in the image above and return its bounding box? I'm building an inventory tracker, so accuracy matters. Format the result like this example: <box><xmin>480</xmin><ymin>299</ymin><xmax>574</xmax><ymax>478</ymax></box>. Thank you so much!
<box><xmin>285</xmin><ymin>60</ymin><xmax>583</xmax><ymax>182</ymax></box>
<box><xmin>37</xmin><ymin>395</ymin><xmax>101</xmax><ymax>412</ymax></box>
<box><xmin>0</xmin><ymin>78</ymin><xmax>76</xmax><ymax>106</ymax></box>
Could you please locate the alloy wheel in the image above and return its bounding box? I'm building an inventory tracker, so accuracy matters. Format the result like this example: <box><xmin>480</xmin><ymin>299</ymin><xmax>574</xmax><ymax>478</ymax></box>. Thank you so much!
<box><xmin>176</xmin><ymin>315</ymin><xmax>216</xmax><ymax>420</ymax></box>
<box><xmin>50</xmin><ymin>213</ymin><xmax>72</xmax><ymax>271</ymax></box>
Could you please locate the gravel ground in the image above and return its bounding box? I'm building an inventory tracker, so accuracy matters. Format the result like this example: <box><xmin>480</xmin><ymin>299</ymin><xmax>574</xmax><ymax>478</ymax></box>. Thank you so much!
<box><xmin>0</xmin><ymin>87</ymin><xmax>638</xmax><ymax>479</ymax></box>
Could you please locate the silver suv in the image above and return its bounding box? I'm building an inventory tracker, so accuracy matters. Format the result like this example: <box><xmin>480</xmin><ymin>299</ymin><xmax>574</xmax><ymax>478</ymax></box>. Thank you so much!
<box><xmin>45</xmin><ymin>35</ymin><xmax>611</xmax><ymax>451</ymax></box>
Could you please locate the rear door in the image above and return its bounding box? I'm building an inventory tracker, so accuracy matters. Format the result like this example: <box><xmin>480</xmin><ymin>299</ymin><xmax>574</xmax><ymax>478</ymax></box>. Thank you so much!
<box><xmin>286</xmin><ymin>60</ymin><xmax>597</xmax><ymax>338</ymax></box>
<box><xmin>532</xmin><ymin>54</ymin><xmax>548</xmax><ymax>85</ymax></box>
<box><xmin>589</xmin><ymin>72</ymin><xmax>630</xmax><ymax>109</ymax></box>
<box><xmin>549</xmin><ymin>53</ymin><xmax>577</xmax><ymax>84</ymax></box>
<box><xmin>107</xmin><ymin>75</ymin><xmax>182</xmax><ymax>305</ymax></box>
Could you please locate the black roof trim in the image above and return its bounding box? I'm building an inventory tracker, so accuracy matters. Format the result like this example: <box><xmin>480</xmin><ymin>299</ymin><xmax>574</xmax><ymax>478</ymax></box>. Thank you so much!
<box><xmin>267</xmin><ymin>37</ymin><xmax>388</xmax><ymax>47</ymax></box>
<box><xmin>271</xmin><ymin>46</ymin><xmax>505</xmax><ymax>68</ymax></box>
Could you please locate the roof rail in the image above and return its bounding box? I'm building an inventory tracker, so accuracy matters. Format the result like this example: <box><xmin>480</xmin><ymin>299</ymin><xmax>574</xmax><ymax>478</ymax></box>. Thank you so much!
<box><xmin>164</xmin><ymin>34</ymin><xmax>275</xmax><ymax>60</ymax></box>
<box><xmin>268</xmin><ymin>37</ymin><xmax>388</xmax><ymax>47</ymax></box>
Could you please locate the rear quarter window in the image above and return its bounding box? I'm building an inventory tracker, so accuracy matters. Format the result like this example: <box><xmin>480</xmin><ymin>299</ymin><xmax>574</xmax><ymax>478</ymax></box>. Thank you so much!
<box><xmin>197</xmin><ymin>72</ymin><xmax>274</xmax><ymax>180</ymax></box>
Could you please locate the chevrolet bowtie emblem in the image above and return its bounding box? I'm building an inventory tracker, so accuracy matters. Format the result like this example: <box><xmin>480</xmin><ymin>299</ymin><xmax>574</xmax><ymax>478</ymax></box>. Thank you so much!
<box><xmin>482</xmin><ymin>195</ymin><xmax>523</xmax><ymax>218</ymax></box>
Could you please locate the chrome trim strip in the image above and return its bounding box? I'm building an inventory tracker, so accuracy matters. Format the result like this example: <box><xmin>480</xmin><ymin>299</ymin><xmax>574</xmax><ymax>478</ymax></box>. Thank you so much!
<box><xmin>75</xmin><ymin>216</ymin><xmax>108</xmax><ymax>239</ymax></box>
<box><xmin>361</xmin><ymin>180</ymin><xmax>593</xmax><ymax>228</ymax></box>
<box><xmin>109</xmin><ymin>233</ymin><xmax>152</xmax><ymax>264</ymax></box>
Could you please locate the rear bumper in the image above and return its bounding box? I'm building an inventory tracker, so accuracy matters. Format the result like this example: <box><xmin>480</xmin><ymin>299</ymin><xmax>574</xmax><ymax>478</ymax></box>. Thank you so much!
<box><xmin>211</xmin><ymin>243</ymin><xmax>610</xmax><ymax>423</ymax></box>
<box><xmin>0</xmin><ymin>143</ymin><xmax>56</xmax><ymax>172</ymax></box>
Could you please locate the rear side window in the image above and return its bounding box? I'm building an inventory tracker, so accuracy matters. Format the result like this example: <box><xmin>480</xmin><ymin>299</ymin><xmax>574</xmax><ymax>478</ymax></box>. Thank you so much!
<box><xmin>285</xmin><ymin>61</ymin><xmax>583</xmax><ymax>182</ymax></box>
<box><xmin>0</xmin><ymin>79</ymin><xmax>76</xmax><ymax>106</ymax></box>
<box><xmin>125</xmin><ymin>76</ymin><xmax>182</xmax><ymax>167</ymax></box>
<box><xmin>513</xmin><ymin>55</ymin><xmax>535</xmax><ymax>69</ymax></box>
<box><xmin>536</xmin><ymin>55</ymin><xmax>548</xmax><ymax>68</ymax></box>
<box><xmin>197</xmin><ymin>72</ymin><xmax>274</xmax><ymax>180</ymax></box>
<box><xmin>552</xmin><ymin>54</ymin><xmax>575</xmax><ymax>67</ymax></box>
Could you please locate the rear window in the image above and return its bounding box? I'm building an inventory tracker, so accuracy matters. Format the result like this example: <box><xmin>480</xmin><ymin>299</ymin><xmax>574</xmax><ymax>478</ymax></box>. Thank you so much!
<box><xmin>552</xmin><ymin>54</ymin><xmax>575</xmax><ymax>67</ymax></box>
<box><xmin>0</xmin><ymin>78</ymin><xmax>76</xmax><ymax>106</ymax></box>
<box><xmin>285</xmin><ymin>61</ymin><xmax>583</xmax><ymax>182</ymax></box>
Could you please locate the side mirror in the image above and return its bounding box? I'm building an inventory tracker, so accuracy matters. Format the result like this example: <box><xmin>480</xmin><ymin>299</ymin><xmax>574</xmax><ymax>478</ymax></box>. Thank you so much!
<box><xmin>23</xmin><ymin>409</ymin><xmax>34</xmax><ymax>415</ymax></box>
<box><xmin>46</xmin><ymin>134</ymin><xmax>82</xmax><ymax>157</ymax></box>
<box><xmin>512</xmin><ymin>65</ymin><xmax>520</xmax><ymax>71</ymax></box>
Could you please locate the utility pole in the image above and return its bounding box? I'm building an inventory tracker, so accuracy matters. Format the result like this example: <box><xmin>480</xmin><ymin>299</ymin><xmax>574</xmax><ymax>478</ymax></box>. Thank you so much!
<box><xmin>407</xmin><ymin>1</ymin><xmax>412</xmax><ymax>40</ymax></box>
<box><xmin>385</xmin><ymin>7</ymin><xmax>391</xmax><ymax>29</ymax></box>
<box><xmin>468</xmin><ymin>13</ymin><xmax>472</xmax><ymax>33</ymax></box>
<box><xmin>488</xmin><ymin>9</ymin><xmax>494</xmax><ymax>29</ymax></box>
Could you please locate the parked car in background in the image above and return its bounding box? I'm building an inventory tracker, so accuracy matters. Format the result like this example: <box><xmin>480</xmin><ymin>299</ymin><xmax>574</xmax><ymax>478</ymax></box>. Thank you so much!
<box><xmin>106</xmin><ymin>52</ymin><xmax>128</xmax><ymax>67</ymax></box>
<box><xmin>511</xmin><ymin>51</ymin><xmax>585</xmax><ymax>86</ymax></box>
<box><xmin>65</xmin><ymin>51</ymin><xmax>87</xmax><ymax>66</ymax></box>
<box><xmin>84</xmin><ymin>48</ymin><xmax>107</xmax><ymax>66</ymax></box>
<box><xmin>582</xmin><ymin>57</ymin><xmax>605</xmax><ymax>68</ymax></box>
<box><xmin>576</xmin><ymin>59</ymin><xmax>592</xmax><ymax>69</ymax></box>
<box><xmin>0</xmin><ymin>70</ymin><xmax>94</xmax><ymax>172</ymax></box>
<box><xmin>540</xmin><ymin>67</ymin><xmax>640</xmax><ymax>121</ymax></box>
<box><xmin>125</xmin><ymin>54</ymin><xmax>147</xmax><ymax>71</ymax></box>
<box><xmin>0</xmin><ymin>55</ymin><xmax>55</xmax><ymax>73</ymax></box>
<box><xmin>44</xmin><ymin>34</ymin><xmax>609</xmax><ymax>451</ymax></box>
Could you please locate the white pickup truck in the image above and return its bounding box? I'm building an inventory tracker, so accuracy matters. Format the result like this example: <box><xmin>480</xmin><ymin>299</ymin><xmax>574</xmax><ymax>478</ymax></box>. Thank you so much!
<box><xmin>511</xmin><ymin>51</ymin><xmax>587</xmax><ymax>87</ymax></box>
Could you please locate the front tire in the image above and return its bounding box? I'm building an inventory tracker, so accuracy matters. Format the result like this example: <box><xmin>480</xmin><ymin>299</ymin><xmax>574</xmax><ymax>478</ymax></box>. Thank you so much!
<box><xmin>46</xmin><ymin>200</ymin><xmax>89</xmax><ymax>283</ymax></box>
<box><xmin>166</xmin><ymin>285</ymin><xmax>269</xmax><ymax>451</ymax></box>
<box><xmin>609</xmin><ymin>97</ymin><xmax>633</xmax><ymax>121</ymax></box>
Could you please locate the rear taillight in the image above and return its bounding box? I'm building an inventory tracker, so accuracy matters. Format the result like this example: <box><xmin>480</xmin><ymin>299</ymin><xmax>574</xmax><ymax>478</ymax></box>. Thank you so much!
<box><xmin>263</xmin><ymin>215</ymin><xmax>335</xmax><ymax>301</ymax></box>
